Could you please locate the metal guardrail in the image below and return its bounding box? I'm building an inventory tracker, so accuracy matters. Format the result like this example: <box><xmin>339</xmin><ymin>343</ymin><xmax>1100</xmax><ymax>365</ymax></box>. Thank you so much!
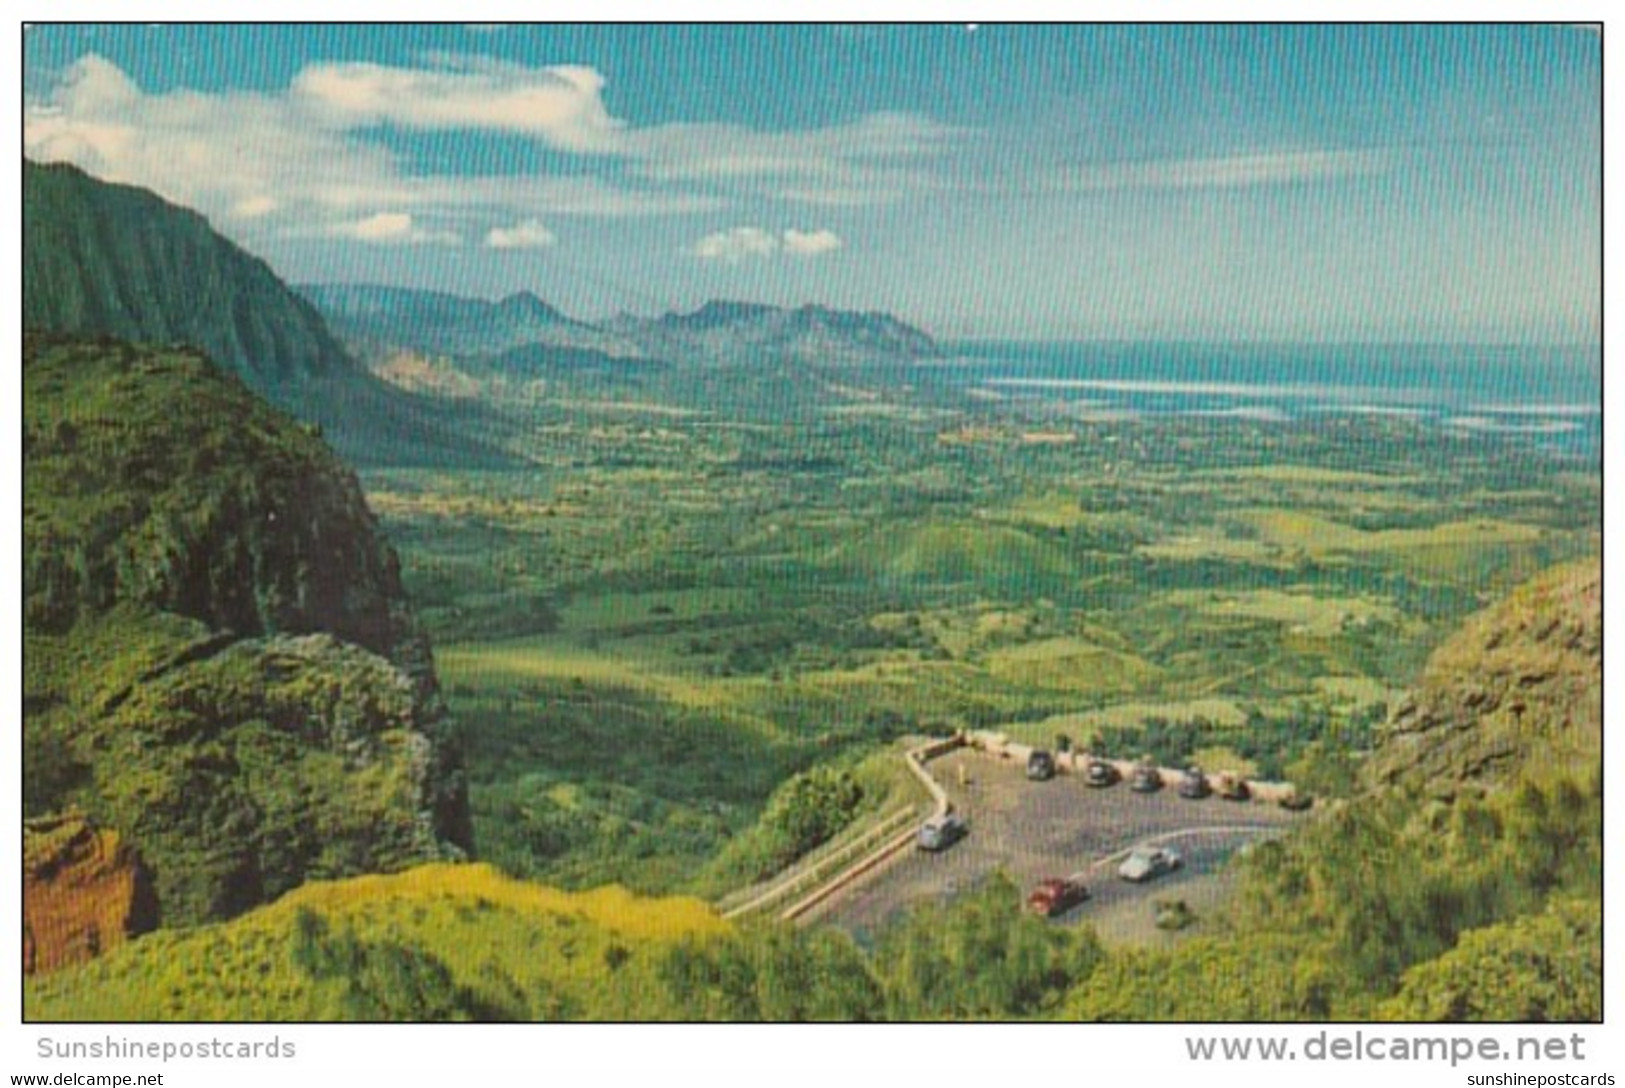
<box><xmin>778</xmin><ymin>735</ymin><xmax>965</xmax><ymax>922</ymax></box>
<box><xmin>720</xmin><ymin>805</ymin><xmax>918</xmax><ymax>920</ymax></box>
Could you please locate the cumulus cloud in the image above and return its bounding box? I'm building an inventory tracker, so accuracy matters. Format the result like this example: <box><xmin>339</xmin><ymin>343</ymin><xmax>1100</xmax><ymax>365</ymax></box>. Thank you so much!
<box><xmin>691</xmin><ymin>226</ymin><xmax>844</xmax><ymax>262</ymax></box>
<box><xmin>291</xmin><ymin>57</ymin><xmax>624</xmax><ymax>152</ymax></box>
<box><xmin>22</xmin><ymin>50</ymin><xmax>950</xmax><ymax>266</ymax></box>
<box><xmin>485</xmin><ymin>218</ymin><xmax>557</xmax><ymax>249</ymax></box>
<box><xmin>692</xmin><ymin>226</ymin><xmax>782</xmax><ymax>262</ymax></box>
<box><xmin>22</xmin><ymin>53</ymin><xmax>718</xmax><ymax>243</ymax></box>
<box><xmin>328</xmin><ymin>212</ymin><xmax>460</xmax><ymax>245</ymax></box>
<box><xmin>782</xmin><ymin>228</ymin><xmax>843</xmax><ymax>256</ymax></box>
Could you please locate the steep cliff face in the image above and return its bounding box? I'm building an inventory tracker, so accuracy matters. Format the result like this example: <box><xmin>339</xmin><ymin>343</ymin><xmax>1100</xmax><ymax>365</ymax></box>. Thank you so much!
<box><xmin>24</xmin><ymin>335</ymin><xmax>416</xmax><ymax>649</ymax></box>
<box><xmin>1366</xmin><ymin>559</ymin><xmax>1600</xmax><ymax>797</ymax></box>
<box><xmin>24</xmin><ymin>335</ymin><xmax>470</xmax><ymax>942</ymax></box>
<box><xmin>24</xmin><ymin>159</ymin><xmax>510</xmax><ymax>468</ymax></box>
<box><xmin>24</xmin><ymin>159</ymin><xmax>352</xmax><ymax>384</ymax></box>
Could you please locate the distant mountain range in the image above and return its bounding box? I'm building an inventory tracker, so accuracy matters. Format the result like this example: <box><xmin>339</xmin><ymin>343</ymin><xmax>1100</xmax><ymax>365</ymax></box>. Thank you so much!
<box><xmin>24</xmin><ymin>156</ymin><xmax>939</xmax><ymax>460</ymax></box>
<box><xmin>298</xmin><ymin>283</ymin><xmax>941</xmax><ymax>370</ymax></box>
<box><xmin>23</xmin><ymin>159</ymin><xmax>509</xmax><ymax>468</ymax></box>
<box><xmin>298</xmin><ymin>283</ymin><xmax>647</xmax><ymax>362</ymax></box>
<box><xmin>611</xmin><ymin>299</ymin><xmax>940</xmax><ymax>366</ymax></box>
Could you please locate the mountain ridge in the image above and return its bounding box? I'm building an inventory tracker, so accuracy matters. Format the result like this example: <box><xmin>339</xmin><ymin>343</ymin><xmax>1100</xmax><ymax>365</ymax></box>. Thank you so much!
<box><xmin>297</xmin><ymin>281</ymin><xmax>940</xmax><ymax>370</ymax></box>
<box><xmin>24</xmin><ymin>158</ymin><xmax>510</xmax><ymax>468</ymax></box>
<box><xmin>25</xmin><ymin>158</ymin><xmax>353</xmax><ymax>382</ymax></box>
<box><xmin>298</xmin><ymin>282</ymin><xmax>646</xmax><ymax>362</ymax></box>
<box><xmin>611</xmin><ymin>297</ymin><xmax>940</xmax><ymax>365</ymax></box>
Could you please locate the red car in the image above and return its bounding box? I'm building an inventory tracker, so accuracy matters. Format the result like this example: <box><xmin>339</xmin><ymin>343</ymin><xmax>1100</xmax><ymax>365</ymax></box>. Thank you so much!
<box><xmin>1027</xmin><ymin>877</ymin><xmax>1089</xmax><ymax>918</ymax></box>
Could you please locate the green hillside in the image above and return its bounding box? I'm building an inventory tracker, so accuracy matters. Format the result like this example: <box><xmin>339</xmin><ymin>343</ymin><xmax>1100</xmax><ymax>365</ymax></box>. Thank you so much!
<box><xmin>26</xmin><ymin>557</ymin><xmax>1595</xmax><ymax>1021</ymax></box>
<box><xmin>24</xmin><ymin>160</ymin><xmax>350</xmax><ymax>382</ymax></box>
<box><xmin>25</xmin><ymin>335</ymin><xmax>470</xmax><ymax>936</ymax></box>
<box><xmin>826</xmin><ymin>522</ymin><xmax>1079</xmax><ymax>590</ymax></box>
<box><xmin>23</xmin><ymin>159</ymin><xmax>509</xmax><ymax>468</ymax></box>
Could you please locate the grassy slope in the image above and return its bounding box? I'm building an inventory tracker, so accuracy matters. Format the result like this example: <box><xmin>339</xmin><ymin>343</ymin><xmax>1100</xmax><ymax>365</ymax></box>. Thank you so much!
<box><xmin>25</xmin><ymin>864</ymin><xmax>726</xmax><ymax>1021</ymax></box>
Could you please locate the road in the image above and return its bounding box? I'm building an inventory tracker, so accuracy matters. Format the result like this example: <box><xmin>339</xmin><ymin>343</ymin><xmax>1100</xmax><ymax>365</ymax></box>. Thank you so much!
<box><xmin>806</xmin><ymin>747</ymin><xmax>1306</xmax><ymax>939</ymax></box>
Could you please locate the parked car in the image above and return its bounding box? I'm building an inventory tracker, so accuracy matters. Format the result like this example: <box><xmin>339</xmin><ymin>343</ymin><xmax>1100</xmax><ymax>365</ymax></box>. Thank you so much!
<box><xmin>1026</xmin><ymin>749</ymin><xmax>1056</xmax><ymax>781</ymax></box>
<box><xmin>1130</xmin><ymin>760</ymin><xmax>1163</xmax><ymax>793</ymax></box>
<box><xmin>1118</xmin><ymin>845</ymin><xmax>1182</xmax><ymax>883</ymax></box>
<box><xmin>1178</xmin><ymin>765</ymin><xmax>1211</xmax><ymax>799</ymax></box>
<box><xmin>1084</xmin><ymin>759</ymin><xmax>1120</xmax><ymax>787</ymax></box>
<box><xmin>1027</xmin><ymin>877</ymin><xmax>1089</xmax><ymax>917</ymax></box>
<box><xmin>1215</xmin><ymin>771</ymin><xmax>1251</xmax><ymax>801</ymax></box>
<box><xmin>916</xmin><ymin>813</ymin><xmax>968</xmax><ymax>852</ymax></box>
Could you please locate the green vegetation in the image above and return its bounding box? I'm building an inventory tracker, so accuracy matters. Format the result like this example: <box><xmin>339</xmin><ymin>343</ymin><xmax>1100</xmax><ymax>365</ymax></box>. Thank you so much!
<box><xmin>24</xmin><ymin>334</ymin><xmax>412</xmax><ymax>647</ymax></box>
<box><xmin>22</xmin><ymin>864</ymin><xmax>1095</xmax><ymax>1021</ymax></box>
<box><xmin>23</xmin><ymin>336</ymin><xmax>469</xmax><ymax>929</ymax></box>
<box><xmin>32</xmin><ymin>759</ymin><xmax>1597</xmax><ymax>1022</ymax></box>
<box><xmin>344</xmin><ymin>335</ymin><xmax>1597</xmax><ymax>935</ymax></box>
<box><xmin>1381</xmin><ymin>897</ymin><xmax>1601</xmax><ymax>1021</ymax></box>
<box><xmin>24</xmin><ymin>158</ymin><xmax>1599</xmax><ymax>1023</ymax></box>
<box><xmin>23</xmin><ymin>159</ymin><xmax>507</xmax><ymax>467</ymax></box>
<box><xmin>22</xmin><ymin>331</ymin><xmax>1599</xmax><ymax>1020</ymax></box>
<box><xmin>1068</xmin><ymin>767</ymin><xmax>1601</xmax><ymax>1020</ymax></box>
<box><xmin>702</xmin><ymin>764</ymin><xmax>866</xmax><ymax>886</ymax></box>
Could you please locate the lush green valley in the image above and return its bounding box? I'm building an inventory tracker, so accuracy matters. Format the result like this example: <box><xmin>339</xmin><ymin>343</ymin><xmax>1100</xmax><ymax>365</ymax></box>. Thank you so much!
<box><xmin>21</xmin><ymin>160</ymin><xmax>1600</xmax><ymax>1024</ymax></box>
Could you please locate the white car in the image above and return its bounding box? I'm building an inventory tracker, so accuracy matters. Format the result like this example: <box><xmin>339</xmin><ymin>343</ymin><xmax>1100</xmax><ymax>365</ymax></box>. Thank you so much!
<box><xmin>1118</xmin><ymin>845</ymin><xmax>1182</xmax><ymax>883</ymax></box>
<box><xmin>916</xmin><ymin>813</ymin><xmax>968</xmax><ymax>852</ymax></box>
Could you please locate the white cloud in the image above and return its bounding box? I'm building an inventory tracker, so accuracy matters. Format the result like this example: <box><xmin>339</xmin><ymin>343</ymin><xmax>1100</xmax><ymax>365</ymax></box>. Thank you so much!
<box><xmin>328</xmin><ymin>212</ymin><xmax>460</xmax><ymax>245</ymax></box>
<box><xmin>22</xmin><ymin>52</ymin><xmax>949</xmax><ymax>266</ymax></box>
<box><xmin>782</xmin><ymin>228</ymin><xmax>843</xmax><ymax>256</ymax></box>
<box><xmin>692</xmin><ymin>226</ymin><xmax>782</xmax><ymax>262</ymax></box>
<box><xmin>22</xmin><ymin>53</ymin><xmax>719</xmax><ymax>244</ymax></box>
<box><xmin>485</xmin><ymin>218</ymin><xmax>557</xmax><ymax>250</ymax></box>
<box><xmin>336</xmin><ymin>212</ymin><xmax>415</xmax><ymax>241</ymax></box>
<box><xmin>691</xmin><ymin>226</ymin><xmax>844</xmax><ymax>262</ymax></box>
<box><xmin>291</xmin><ymin>57</ymin><xmax>624</xmax><ymax>153</ymax></box>
<box><xmin>56</xmin><ymin>53</ymin><xmax>141</xmax><ymax>112</ymax></box>
<box><xmin>1051</xmin><ymin>149</ymin><xmax>1386</xmax><ymax>193</ymax></box>
<box><xmin>629</xmin><ymin>112</ymin><xmax>959</xmax><ymax>205</ymax></box>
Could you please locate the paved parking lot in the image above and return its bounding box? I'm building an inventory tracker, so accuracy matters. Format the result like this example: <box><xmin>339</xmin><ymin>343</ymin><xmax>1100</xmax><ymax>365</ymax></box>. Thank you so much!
<box><xmin>809</xmin><ymin>747</ymin><xmax>1307</xmax><ymax>939</ymax></box>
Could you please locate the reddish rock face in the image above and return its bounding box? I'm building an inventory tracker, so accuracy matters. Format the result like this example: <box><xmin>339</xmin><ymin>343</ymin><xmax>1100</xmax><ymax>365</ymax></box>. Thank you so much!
<box><xmin>24</xmin><ymin>814</ymin><xmax>157</xmax><ymax>976</ymax></box>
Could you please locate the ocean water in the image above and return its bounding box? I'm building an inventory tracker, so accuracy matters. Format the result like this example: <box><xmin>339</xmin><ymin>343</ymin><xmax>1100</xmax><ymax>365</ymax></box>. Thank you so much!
<box><xmin>929</xmin><ymin>342</ymin><xmax>1601</xmax><ymax>458</ymax></box>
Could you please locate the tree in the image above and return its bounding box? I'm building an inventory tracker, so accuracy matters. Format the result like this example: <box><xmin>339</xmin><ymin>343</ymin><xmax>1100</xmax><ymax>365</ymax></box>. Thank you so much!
<box><xmin>1381</xmin><ymin>899</ymin><xmax>1600</xmax><ymax>1021</ymax></box>
<box><xmin>874</xmin><ymin>873</ymin><xmax>1103</xmax><ymax>1020</ymax></box>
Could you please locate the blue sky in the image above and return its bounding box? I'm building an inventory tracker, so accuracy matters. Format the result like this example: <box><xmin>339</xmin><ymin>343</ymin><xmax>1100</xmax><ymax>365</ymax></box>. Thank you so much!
<box><xmin>23</xmin><ymin>24</ymin><xmax>1599</xmax><ymax>342</ymax></box>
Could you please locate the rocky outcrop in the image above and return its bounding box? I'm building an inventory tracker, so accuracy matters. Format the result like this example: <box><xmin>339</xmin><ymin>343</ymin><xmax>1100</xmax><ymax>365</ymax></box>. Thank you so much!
<box><xmin>25</xmin><ymin>335</ymin><xmax>470</xmax><ymax>936</ymax></box>
<box><xmin>24</xmin><ymin>814</ymin><xmax>157</xmax><ymax>976</ymax></box>
<box><xmin>1366</xmin><ymin>559</ymin><xmax>1600</xmax><ymax>797</ymax></box>
<box><xmin>83</xmin><ymin>634</ymin><xmax>460</xmax><ymax>925</ymax></box>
